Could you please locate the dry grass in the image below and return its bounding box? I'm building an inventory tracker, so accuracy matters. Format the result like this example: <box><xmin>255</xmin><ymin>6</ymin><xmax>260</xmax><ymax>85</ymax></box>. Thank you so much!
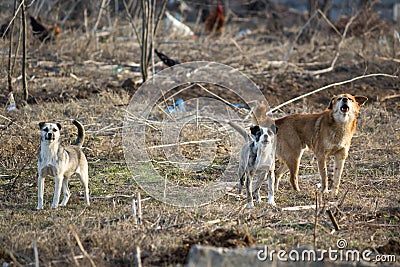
<box><xmin>1</xmin><ymin>6</ymin><xmax>400</xmax><ymax>266</ymax></box>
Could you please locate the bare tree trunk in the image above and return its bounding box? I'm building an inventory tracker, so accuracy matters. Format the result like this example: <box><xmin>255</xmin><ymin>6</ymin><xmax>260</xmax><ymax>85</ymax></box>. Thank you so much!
<box><xmin>140</xmin><ymin>0</ymin><xmax>150</xmax><ymax>82</ymax></box>
<box><xmin>7</xmin><ymin>0</ymin><xmax>18</xmax><ymax>94</ymax></box>
<box><xmin>21</xmin><ymin>0</ymin><xmax>28</xmax><ymax>102</ymax></box>
<box><xmin>139</xmin><ymin>0</ymin><xmax>167</xmax><ymax>83</ymax></box>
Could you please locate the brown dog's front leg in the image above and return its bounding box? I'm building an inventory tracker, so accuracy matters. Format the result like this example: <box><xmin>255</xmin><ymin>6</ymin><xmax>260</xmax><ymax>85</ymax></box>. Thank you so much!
<box><xmin>332</xmin><ymin>151</ymin><xmax>347</xmax><ymax>195</ymax></box>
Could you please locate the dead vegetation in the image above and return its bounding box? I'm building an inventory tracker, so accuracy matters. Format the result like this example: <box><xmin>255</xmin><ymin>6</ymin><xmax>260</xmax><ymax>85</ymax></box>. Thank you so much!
<box><xmin>0</xmin><ymin>0</ymin><xmax>400</xmax><ymax>266</ymax></box>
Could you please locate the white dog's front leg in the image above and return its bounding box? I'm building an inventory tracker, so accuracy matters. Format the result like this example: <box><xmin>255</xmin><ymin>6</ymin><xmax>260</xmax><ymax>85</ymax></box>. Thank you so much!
<box><xmin>52</xmin><ymin>174</ymin><xmax>63</xmax><ymax>209</ymax></box>
<box><xmin>37</xmin><ymin>174</ymin><xmax>45</xmax><ymax>210</ymax></box>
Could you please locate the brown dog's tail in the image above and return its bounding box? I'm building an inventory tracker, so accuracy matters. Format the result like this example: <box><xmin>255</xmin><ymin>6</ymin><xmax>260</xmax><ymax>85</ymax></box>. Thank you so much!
<box><xmin>227</xmin><ymin>121</ymin><xmax>250</xmax><ymax>142</ymax></box>
<box><xmin>72</xmin><ymin>120</ymin><xmax>85</xmax><ymax>148</ymax></box>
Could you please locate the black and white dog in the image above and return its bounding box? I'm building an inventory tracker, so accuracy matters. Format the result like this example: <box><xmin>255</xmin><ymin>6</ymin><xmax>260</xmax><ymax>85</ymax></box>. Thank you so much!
<box><xmin>229</xmin><ymin>122</ymin><xmax>277</xmax><ymax>208</ymax></box>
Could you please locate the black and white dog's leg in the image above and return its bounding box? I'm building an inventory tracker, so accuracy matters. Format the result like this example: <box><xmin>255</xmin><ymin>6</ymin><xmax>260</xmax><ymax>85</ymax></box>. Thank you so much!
<box><xmin>245</xmin><ymin>172</ymin><xmax>255</xmax><ymax>208</ymax></box>
<box><xmin>267</xmin><ymin>169</ymin><xmax>276</xmax><ymax>206</ymax></box>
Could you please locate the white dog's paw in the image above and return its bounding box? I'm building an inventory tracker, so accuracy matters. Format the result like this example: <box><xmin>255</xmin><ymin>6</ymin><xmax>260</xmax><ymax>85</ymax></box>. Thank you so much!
<box><xmin>268</xmin><ymin>196</ymin><xmax>276</xmax><ymax>206</ymax></box>
<box><xmin>51</xmin><ymin>204</ymin><xmax>59</xmax><ymax>209</ymax></box>
<box><xmin>246</xmin><ymin>202</ymin><xmax>255</xmax><ymax>209</ymax></box>
<box><xmin>36</xmin><ymin>206</ymin><xmax>43</xmax><ymax>210</ymax></box>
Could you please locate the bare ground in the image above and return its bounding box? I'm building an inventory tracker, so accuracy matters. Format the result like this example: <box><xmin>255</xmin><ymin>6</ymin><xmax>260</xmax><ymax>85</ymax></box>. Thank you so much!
<box><xmin>0</xmin><ymin>10</ymin><xmax>400</xmax><ymax>267</ymax></box>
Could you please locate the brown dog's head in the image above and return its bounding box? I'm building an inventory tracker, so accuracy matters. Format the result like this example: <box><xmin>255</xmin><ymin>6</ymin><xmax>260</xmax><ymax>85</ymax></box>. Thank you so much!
<box><xmin>328</xmin><ymin>94</ymin><xmax>368</xmax><ymax>122</ymax></box>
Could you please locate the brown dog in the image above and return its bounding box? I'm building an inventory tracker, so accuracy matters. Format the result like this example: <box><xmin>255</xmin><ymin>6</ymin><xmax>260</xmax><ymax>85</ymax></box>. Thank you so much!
<box><xmin>233</xmin><ymin>94</ymin><xmax>367</xmax><ymax>206</ymax></box>
<box><xmin>272</xmin><ymin>94</ymin><xmax>368</xmax><ymax>195</ymax></box>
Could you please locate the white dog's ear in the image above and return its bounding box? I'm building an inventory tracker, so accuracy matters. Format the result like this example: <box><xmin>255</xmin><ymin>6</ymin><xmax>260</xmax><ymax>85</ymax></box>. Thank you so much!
<box><xmin>56</xmin><ymin>123</ymin><xmax>62</xmax><ymax>130</ymax></box>
<box><xmin>328</xmin><ymin>96</ymin><xmax>336</xmax><ymax>110</ymax></box>
<box><xmin>39</xmin><ymin>122</ymin><xmax>46</xmax><ymax>129</ymax></box>
<box><xmin>355</xmin><ymin>96</ymin><xmax>368</xmax><ymax>106</ymax></box>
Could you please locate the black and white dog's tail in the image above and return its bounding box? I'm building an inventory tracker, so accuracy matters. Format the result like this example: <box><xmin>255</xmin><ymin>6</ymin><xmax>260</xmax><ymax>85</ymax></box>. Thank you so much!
<box><xmin>72</xmin><ymin>120</ymin><xmax>85</xmax><ymax>148</ymax></box>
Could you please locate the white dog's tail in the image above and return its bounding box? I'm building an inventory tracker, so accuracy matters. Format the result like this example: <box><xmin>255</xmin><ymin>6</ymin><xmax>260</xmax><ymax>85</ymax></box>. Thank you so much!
<box><xmin>72</xmin><ymin>120</ymin><xmax>85</xmax><ymax>148</ymax></box>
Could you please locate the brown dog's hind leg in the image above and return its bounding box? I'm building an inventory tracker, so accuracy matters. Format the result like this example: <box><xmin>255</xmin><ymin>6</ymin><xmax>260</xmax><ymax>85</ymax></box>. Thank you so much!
<box><xmin>283</xmin><ymin>150</ymin><xmax>303</xmax><ymax>192</ymax></box>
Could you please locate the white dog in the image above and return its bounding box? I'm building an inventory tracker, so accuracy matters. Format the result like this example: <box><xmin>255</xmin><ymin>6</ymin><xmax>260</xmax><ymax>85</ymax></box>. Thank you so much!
<box><xmin>37</xmin><ymin>120</ymin><xmax>90</xmax><ymax>209</ymax></box>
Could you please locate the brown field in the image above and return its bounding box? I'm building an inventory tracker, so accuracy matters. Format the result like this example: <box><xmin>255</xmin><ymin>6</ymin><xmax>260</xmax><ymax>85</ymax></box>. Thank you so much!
<box><xmin>1</xmin><ymin>3</ymin><xmax>399</xmax><ymax>266</ymax></box>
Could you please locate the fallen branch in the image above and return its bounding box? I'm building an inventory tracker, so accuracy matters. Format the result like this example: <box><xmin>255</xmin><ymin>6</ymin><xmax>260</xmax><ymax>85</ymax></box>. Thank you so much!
<box><xmin>69</xmin><ymin>225</ymin><xmax>96</xmax><ymax>267</ymax></box>
<box><xmin>282</xmin><ymin>201</ymin><xmax>337</xmax><ymax>211</ymax></box>
<box><xmin>381</xmin><ymin>94</ymin><xmax>400</xmax><ymax>101</ymax></box>
<box><xmin>306</xmin><ymin>11</ymin><xmax>360</xmax><ymax>76</ymax></box>
<box><xmin>268</xmin><ymin>73</ymin><xmax>399</xmax><ymax>114</ymax></box>
<box><xmin>326</xmin><ymin>209</ymin><xmax>340</xmax><ymax>231</ymax></box>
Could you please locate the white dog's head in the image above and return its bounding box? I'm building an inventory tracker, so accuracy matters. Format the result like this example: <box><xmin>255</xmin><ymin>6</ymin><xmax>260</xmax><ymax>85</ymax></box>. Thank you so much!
<box><xmin>250</xmin><ymin>125</ymin><xmax>277</xmax><ymax>146</ymax></box>
<box><xmin>328</xmin><ymin>94</ymin><xmax>368</xmax><ymax>122</ymax></box>
<box><xmin>39</xmin><ymin>122</ymin><xmax>62</xmax><ymax>143</ymax></box>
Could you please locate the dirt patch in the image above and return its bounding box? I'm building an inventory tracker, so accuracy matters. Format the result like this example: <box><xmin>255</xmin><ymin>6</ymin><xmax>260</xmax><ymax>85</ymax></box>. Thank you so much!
<box><xmin>0</xmin><ymin>2</ymin><xmax>399</xmax><ymax>266</ymax></box>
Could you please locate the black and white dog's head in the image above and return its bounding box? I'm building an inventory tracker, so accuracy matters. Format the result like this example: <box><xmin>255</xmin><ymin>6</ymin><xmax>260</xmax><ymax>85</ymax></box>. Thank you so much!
<box><xmin>250</xmin><ymin>125</ymin><xmax>277</xmax><ymax>145</ymax></box>
<box><xmin>39</xmin><ymin>122</ymin><xmax>62</xmax><ymax>143</ymax></box>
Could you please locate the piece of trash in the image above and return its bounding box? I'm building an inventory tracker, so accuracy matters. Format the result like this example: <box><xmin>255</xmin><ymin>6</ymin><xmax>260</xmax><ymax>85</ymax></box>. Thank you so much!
<box><xmin>236</xmin><ymin>29</ymin><xmax>251</xmax><ymax>37</ymax></box>
<box><xmin>165</xmin><ymin>11</ymin><xmax>194</xmax><ymax>37</ymax></box>
<box><xmin>166</xmin><ymin>98</ymin><xmax>186</xmax><ymax>113</ymax></box>
<box><xmin>112</xmin><ymin>66</ymin><xmax>123</xmax><ymax>72</ymax></box>
<box><xmin>7</xmin><ymin>92</ymin><xmax>17</xmax><ymax>111</ymax></box>
<box><xmin>232</xmin><ymin>103</ymin><xmax>245</xmax><ymax>108</ymax></box>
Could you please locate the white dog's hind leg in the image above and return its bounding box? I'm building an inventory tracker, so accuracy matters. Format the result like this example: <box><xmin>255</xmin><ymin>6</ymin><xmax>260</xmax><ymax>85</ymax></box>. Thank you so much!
<box><xmin>78</xmin><ymin>164</ymin><xmax>90</xmax><ymax>205</ymax></box>
<box><xmin>60</xmin><ymin>176</ymin><xmax>71</xmax><ymax>206</ymax></box>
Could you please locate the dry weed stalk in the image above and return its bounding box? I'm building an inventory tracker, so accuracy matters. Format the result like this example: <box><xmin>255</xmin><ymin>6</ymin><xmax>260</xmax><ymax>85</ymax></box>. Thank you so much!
<box><xmin>132</xmin><ymin>192</ymin><xmax>143</xmax><ymax>224</ymax></box>
<box><xmin>32</xmin><ymin>238</ymin><xmax>39</xmax><ymax>267</ymax></box>
<box><xmin>134</xmin><ymin>246</ymin><xmax>142</xmax><ymax>267</ymax></box>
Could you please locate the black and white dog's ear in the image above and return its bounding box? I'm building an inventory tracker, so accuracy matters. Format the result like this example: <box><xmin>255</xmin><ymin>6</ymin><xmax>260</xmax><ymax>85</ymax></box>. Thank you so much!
<box><xmin>39</xmin><ymin>122</ymin><xmax>46</xmax><ymax>129</ymax></box>
<box><xmin>250</xmin><ymin>125</ymin><xmax>260</xmax><ymax>136</ymax></box>
<box><xmin>56</xmin><ymin>123</ymin><xmax>62</xmax><ymax>130</ymax></box>
<box><xmin>269</xmin><ymin>124</ymin><xmax>278</xmax><ymax>134</ymax></box>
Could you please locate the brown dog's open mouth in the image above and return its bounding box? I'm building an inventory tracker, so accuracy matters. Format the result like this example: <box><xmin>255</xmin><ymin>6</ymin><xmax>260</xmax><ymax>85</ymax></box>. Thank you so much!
<box><xmin>340</xmin><ymin>104</ymin><xmax>350</xmax><ymax>113</ymax></box>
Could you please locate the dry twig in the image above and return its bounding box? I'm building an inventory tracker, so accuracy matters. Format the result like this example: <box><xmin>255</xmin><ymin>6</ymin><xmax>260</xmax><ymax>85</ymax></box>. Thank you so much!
<box><xmin>268</xmin><ymin>73</ymin><xmax>398</xmax><ymax>114</ymax></box>
<box><xmin>69</xmin><ymin>226</ymin><xmax>96</xmax><ymax>267</ymax></box>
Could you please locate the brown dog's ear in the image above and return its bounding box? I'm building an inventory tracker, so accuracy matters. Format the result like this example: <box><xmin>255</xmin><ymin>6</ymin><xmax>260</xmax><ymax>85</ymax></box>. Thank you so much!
<box><xmin>56</xmin><ymin>123</ymin><xmax>62</xmax><ymax>130</ymax></box>
<box><xmin>39</xmin><ymin>122</ymin><xmax>45</xmax><ymax>129</ymax></box>
<box><xmin>328</xmin><ymin>96</ymin><xmax>335</xmax><ymax>109</ymax></box>
<box><xmin>355</xmin><ymin>96</ymin><xmax>368</xmax><ymax>106</ymax></box>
